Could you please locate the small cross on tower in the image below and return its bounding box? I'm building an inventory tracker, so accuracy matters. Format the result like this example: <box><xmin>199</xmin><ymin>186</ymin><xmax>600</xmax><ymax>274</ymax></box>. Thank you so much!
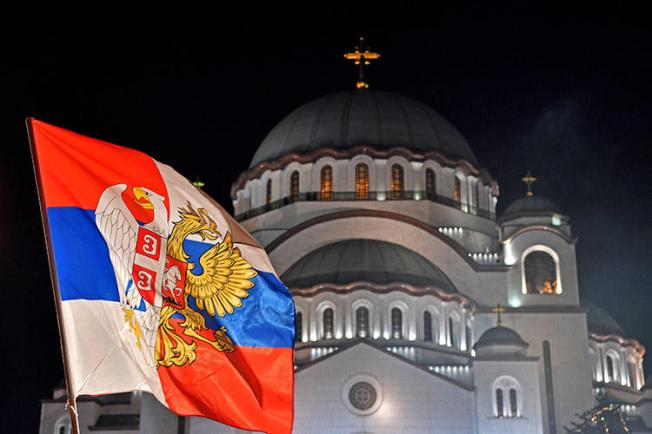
<box><xmin>492</xmin><ymin>303</ymin><xmax>507</xmax><ymax>326</ymax></box>
<box><xmin>193</xmin><ymin>177</ymin><xmax>205</xmax><ymax>189</ymax></box>
<box><xmin>521</xmin><ymin>171</ymin><xmax>537</xmax><ymax>197</ymax></box>
<box><xmin>343</xmin><ymin>36</ymin><xmax>381</xmax><ymax>89</ymax></box>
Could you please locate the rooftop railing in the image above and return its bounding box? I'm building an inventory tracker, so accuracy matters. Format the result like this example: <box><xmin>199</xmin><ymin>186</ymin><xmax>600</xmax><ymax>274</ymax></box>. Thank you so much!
<box><xmin>235</xmin><ymin>190</ymin><xmax>495</xmax><ymax>221</ymax></box>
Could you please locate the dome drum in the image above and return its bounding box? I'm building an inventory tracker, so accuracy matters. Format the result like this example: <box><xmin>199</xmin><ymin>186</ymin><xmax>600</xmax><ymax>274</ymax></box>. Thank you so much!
<box><xmin>232</xmin><ymin>150</ymin><xmax>497</xmax><ymax>221</ymax></box>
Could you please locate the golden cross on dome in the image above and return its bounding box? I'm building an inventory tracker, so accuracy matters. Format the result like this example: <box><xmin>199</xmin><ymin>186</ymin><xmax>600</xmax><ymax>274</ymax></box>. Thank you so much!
<box><xmin>492</xmin><ymin>303</ymin><xmax>507</xmax><ymax>326</ymax></box>
<box><xmin>343</xmin><ymin>36</ymin><xmax>381</xmax><ymax>89</ymax></box>
<box><xmin>522</xmin><ymin>171</ymin><xmax>537</xmax><ymax>197</ymax></box>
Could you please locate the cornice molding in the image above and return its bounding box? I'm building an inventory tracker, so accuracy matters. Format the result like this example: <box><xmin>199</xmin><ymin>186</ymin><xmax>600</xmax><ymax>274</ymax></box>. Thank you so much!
<box><xmin>291</xmin><ymin>281</ymin><xmax>478</xmax><ymax>311</ymax></box>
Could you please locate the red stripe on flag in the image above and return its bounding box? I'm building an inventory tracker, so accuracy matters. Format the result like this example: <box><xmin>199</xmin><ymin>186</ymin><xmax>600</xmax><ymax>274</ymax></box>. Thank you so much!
<box><xmin>30</xmin><ymin>119</ymin><xmax>168</xmax><ymax>214</ymax></box>
<box><xmin>158</xmin><ymin>320</ymin><xmax>294</xmax><ymax>434</ymax></box>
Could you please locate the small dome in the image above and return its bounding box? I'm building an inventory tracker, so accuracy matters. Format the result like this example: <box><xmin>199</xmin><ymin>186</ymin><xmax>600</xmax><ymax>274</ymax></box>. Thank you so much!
<box><xmin>500</xmin><ymin>196</ymin><xmax>561</xmax><ymax>221</ymax></box>
<box><xmin>474</xmin><ymin>326</ymin><xmax>529</xmax><ymax>350</ymax></box>
<box><xmin>250</xmin><ymin>89</ymin><xmax>478</xmax><ymax>167</ymax></box>
<box><xmin>584</xmin><ymin>301</ymin><xmax>626</xmax><ymax>337</ymax></box>
<box><xmin>281</xmin><ymin>239</ymin><xmax>458</xmax><ymax>292</ymax></box>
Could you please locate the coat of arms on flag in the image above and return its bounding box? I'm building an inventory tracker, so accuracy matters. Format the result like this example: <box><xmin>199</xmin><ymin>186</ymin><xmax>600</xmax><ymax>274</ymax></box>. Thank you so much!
<box><xmin>28</xmin><ymin>119</ymin><xmax>295</xmax><ymax>434</ymax></box>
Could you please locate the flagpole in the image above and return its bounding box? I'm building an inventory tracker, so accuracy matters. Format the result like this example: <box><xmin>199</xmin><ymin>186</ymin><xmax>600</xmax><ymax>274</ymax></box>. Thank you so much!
<box><xmin>26</xmin><ymin>118</ymin><xmax>81</xmax><ymax>434</ymax></box>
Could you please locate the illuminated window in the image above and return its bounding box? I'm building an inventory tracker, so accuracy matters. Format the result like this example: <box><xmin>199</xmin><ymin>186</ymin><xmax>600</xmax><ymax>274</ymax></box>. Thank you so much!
<box><xmin>320</xmin><ymin>166</ymin><xmax>333</xmax><ymax>200</ymax></box>
<box><xmin>524</xmin><ymin>251</ymin><xmax>558</xmax><ymax>294</ymax></box>
<box><xmin>424</xmin><ymin>311</ymin><xmax>433</xmax><ymax>342</ymax></box>
<box><xmin>391</xmin><ymin>308</ymin><xmax>402</xmax><ymax>339</ymax></box>
<box><xmin>323</xmin><ymin>308</ymin><xmax>334</xmax><ymax>339</ymax></box>
<box><xmin>496</xmin><ymin>389</ymin><xmax>504</xmax><ymax>418</ymax></box>
<box><xmin>426</xmin><ymin>169</ymin><xmax>436</xmax><ymax>200</ymax></box>
<box><xmin>355</xmin><ymin>163</ymin><xmax>369</xmax><ymax>199</ymax></box>
<box><xmin>295</xmin><ymin>311</ymin><xmax>302</xmax><ymax>342</ymax></box>
<box><xmin>606</xmin><ymin>354</ymin><xmax>616</xmax><ymax>383</ymax></box>
<box><xmin>509</xmin><ymin>389</ymin><xmax>518</xmax><ymax>417</ymax></box>
<box><xmin>356</xmin><ymin>307</ymin><xmax>370</xmax><ymax>338</ymax></box>
<box><xmin>454</xmin><ymin>176</ymin><xmax>462</xmax><ymax>205</ymax></box>
<box><xmin>290</xmin><ymin>171</ymin><xmax>300</xmax><ymax>202</ymax></box>
<box><xmin>266</xmin><ymin>179</ymin><xmax>272</xmax><ymax>206</ymax></box>
<box><xmin>390</xmin><ymin>164</ymin><xmax>403</xmax><ymax>200</ymax></box>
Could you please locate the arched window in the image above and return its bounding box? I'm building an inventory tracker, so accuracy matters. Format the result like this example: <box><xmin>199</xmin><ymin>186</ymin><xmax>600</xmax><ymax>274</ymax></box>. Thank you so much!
<box><xmin>323</xmin><ymin>308</ymin><xmax>334</xmax><ymax>339</ymax></box>
<box><xmin>355</xmin><ymin>306</ymin><xmax>370</xmax><ymax>338</ymax></box>
<box><xmin>390</xmin><ymin>164</ymin><xmax>404</xmax><ymax>200</ymax></box>
<box><xmin>320</xmin><ymin>165</ymin><xmax>333</xmax><ymax>200</ymax></box>
<box><xmin>476</xmin><ymin>181</ymin><xmax>483</xmax><ymax>211</ymax></box>
<box><xmin>391</xmin><ymin>308</ymin><xmax>402</xmax><ymax>339</ymax></box>
<box><xmin>294</xmin><ymin>311</ymin><xmax>302</xmax><ymax>342</ymax></box>
<box><xmin>266</xmin><ymin>179</ymin><xmax>272</xmax><ymax>207</ymax></box>
<box><xmin>59</xmin><ymin>428</ymin><xmax>66</xmax><ymax>434</ymax></box>
<box><xmin>494</xmin><ymin>376</ymin><xmax>521</xmax><ymax>418</ymax></box>
<box><xmin>509</xmin><ymin>389</ymin><xmax>518</xmax><ymax>417</ymax></box>
<box><xmin>454</xmin><ymin>176</ymin><xmax>462</xmax><ymax>206</ymax></box>
<box><xmin>496</xmin><ymin>389</ymin><xmax>504</xmax><ymax>418</ymax></box>
<box><xmin>606</xmin><ymin>354</ymin><xmax>616</xmax><ymax>383</ymax></box>
<box><xmin>424</xmin><ymin>311</ymin><xmax>433</xmax><ymax>342</ymax></box>
<box><xmin>524</xmin><ymin>250</ymin><xmax>558</xmax><ymax>294</ymax></box>
<box><xmin>628</xmin><ymin>360</ymin><xmax>637</xmax><ymax>388</ymax></box>
<box><xmin>465</xmin><ymin>324</ymin><xmax>473</xmax><ymax>352</ymax></box>
<box><xmin>355</xmin><ymin>163</ymin><xmax>369</xmax><ymax>200</ymax></box>
<box><xmin>448</xmin><ymin>316</ymin><xmax>458</xmax><ymax>347</ymax></box>
<box><xmin>290</xmin><ymin>171</ymin><xmax>300</xmax><ymax>202</ymax></box>
<box><xmin>425</xmin><ymin>168</ymin><xmax>436</xmax><ymax>200</ymax></box>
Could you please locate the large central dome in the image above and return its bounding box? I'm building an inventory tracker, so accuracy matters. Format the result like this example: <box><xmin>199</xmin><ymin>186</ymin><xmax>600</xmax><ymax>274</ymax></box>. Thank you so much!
<box><xmin>250</xmin><ymin>89</ymin><xmax>478</xmax><ymax>167</ymax></box>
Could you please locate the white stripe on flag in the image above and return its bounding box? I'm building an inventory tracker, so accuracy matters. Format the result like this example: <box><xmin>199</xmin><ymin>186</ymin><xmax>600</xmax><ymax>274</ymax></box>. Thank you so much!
<box><xmin>61</xmin><ymin>299</ymin><xmax>165</xmax><ymax>403</ymax></box>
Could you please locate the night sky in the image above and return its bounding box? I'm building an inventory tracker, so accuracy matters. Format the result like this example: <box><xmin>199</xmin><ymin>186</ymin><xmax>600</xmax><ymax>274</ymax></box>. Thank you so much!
<box><xmin>2</xmin><ymin>5</ymin><xmax>651</xmax><ymax>433</ymax></box>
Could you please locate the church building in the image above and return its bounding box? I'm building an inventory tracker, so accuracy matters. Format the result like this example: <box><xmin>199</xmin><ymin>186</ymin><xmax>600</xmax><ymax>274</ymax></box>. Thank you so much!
<box><xmin>40</xmin><ymin>43</ymin><xmax>652</xmax><ymax>434</ymax></box>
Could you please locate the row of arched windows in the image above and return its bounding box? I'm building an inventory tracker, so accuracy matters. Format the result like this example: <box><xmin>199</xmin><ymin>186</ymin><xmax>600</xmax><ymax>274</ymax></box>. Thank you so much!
<box><xmin>295</xmin><ymin>306</ymin><xmax>473</xmax><ymax>351</ymax></box>
<box><xmin>262</xmin><ymin>164</ymin><xmax>489</xmax><ymax>209</ymax></box>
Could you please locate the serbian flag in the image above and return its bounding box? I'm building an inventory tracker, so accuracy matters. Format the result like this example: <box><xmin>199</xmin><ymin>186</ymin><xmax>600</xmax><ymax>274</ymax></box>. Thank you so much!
<box><xmin>28</xmin><ymin>119</ymin><xmax>295</xmax><ymax>434</ymax></box>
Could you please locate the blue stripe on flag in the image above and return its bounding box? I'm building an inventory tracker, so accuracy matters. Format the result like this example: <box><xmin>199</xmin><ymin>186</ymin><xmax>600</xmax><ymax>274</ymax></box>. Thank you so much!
<box><xmin>48</xmin><ymin>207</ymin><xmax>121</xmax><ymax>302</ymax></box>
<box><xmin>47</xmin><ymin>207</ymin><xmax>295</xmax><ymax>348</ymax></box>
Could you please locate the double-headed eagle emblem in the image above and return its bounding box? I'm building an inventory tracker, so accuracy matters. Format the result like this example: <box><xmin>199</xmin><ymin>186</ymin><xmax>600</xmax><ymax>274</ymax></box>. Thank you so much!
<box><xmin>95</xmin><ymin>184</ymin><xmax>257</xmax><ymax>368</ymax></box>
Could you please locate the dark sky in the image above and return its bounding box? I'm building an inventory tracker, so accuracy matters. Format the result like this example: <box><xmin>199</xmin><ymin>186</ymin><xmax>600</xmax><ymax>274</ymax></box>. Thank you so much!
<box><xmin>2</xmin><ymin>4</ymin><xmax>651</xmax><ymax>433</ymax></box>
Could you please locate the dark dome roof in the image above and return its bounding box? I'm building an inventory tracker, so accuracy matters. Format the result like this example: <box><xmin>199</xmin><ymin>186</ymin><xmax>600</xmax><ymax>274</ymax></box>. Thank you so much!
<box><xmin>584</xmin><ymin>302</ymin><xmax>626</xmax><ymax>337</ymax></box>
<box><xmin>281</xmin><ymin>239</ymin><xmax>457</xmax><ymax>292</ymax></box>
<box><xmin>250</xmin><ymin>89</ymin><xmax>478</xmax><ymax>167</ymax></box>
<box><xmin>474</xmin><ymin>326</ymin><xmax>529</xmax><ymax>349</ymax></box>
<box><xmin>500</xmin><ymin>196</ymin><xmax>561</xmax><ymax>221</ymax></box>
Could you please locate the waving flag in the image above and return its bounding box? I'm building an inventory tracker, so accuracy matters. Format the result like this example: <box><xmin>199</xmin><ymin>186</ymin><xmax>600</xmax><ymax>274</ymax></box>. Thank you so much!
<box><xmin>29</xmin><ymin>119</ymin><xmax>295</xmax><ymax>434</ymax></box>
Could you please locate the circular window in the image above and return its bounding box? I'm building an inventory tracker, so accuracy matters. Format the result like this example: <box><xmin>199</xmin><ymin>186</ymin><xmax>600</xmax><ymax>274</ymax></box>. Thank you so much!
<box><xmin>342</xmin><ymin>375</ymin><xmax>383</xmax><ymax>415</ymax></box>
<box><xmin>349</xmin><ymin>381</ymin><xmax>377</xmax><ymax>410</ymax></box>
